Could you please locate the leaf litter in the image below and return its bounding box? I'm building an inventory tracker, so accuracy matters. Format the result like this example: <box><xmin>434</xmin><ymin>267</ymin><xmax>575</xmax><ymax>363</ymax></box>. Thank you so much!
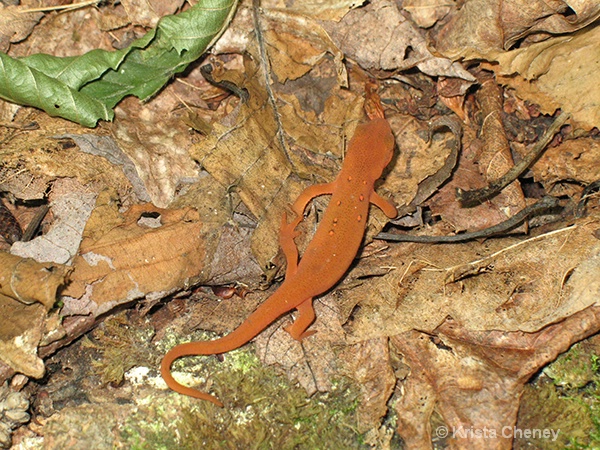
<box><xmin>0</xmin><ymin>0</ymin><xmax>599</xmax><ymax>448</ymax></box>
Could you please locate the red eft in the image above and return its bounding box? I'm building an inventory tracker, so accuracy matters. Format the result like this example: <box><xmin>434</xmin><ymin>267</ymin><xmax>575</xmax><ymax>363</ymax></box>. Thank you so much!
<box><xmin>161</xmin><ymin>87</ymin><xmax>397</xmax><ymax>407</ymax></box>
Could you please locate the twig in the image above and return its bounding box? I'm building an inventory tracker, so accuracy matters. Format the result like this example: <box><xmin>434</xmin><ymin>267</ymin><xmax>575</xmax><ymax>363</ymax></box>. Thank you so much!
<box><xmin>377</xmin><ymin>196</ymin><xmax>561</xmax><ymax>243</ymax></box>
<box><xmin>19</xmin><ymin>1</ymin><xmax>99</xmax><ymax>13</ymax></box>
<box><xmin>457</xmin><ymin>111</ymin><xmax>570</xmax><ymax>206</ymax></box>
<box><xmin>251</xmin><ymin>0</ymin><xmax>293</xmax><ymax>165</ymax></box>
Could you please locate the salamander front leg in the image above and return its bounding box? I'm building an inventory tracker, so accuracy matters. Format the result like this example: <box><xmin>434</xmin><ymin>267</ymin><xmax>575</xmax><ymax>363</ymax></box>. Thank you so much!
<box><xmin>280</xmin><ymin>182</ymin><xmax>336</xmax><ymax>277</ymax></box>
<box><xmin>279</xmin><ymin>212</ymin><xmax>301</xmax><ymax>278</ymax></box>
<box><xmin>284</xmin><ymin>298</ymin><xmax>316</xmax><ymax>341</ymax></box>
<box><xmin>284</xmin><ymin>182</ymin><xmax>336</xmax><ymax>233</ymax></box>
<box><xmin>370</xmin><ymin>191</ymin><xmax>398</xmax><ymax>218</ymax></box>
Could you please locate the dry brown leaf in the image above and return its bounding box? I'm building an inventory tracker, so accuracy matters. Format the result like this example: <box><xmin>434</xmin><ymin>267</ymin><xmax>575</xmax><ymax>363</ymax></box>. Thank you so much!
<box><xmin>474</xmin><ymin>74</ymin><xmax>526</xmax><ymax>218</ymax></box>
<box><xmin>324</xmin><ymin>0</ymin><xmax>475</xmax><ymax>81</ymax></box>
<box><xmin>254</xmin><ymin>295</ymin><xmax>345</xmax><ymax>396</ymax></box>
<box><xmin>493</xmin><ymin>26</ymin><xmax>600</xmax><ymax>129</ymax></box>
<box><xmin>514</xmin><ymin>137</ymin><xmax>600</xmax><ymax>188</ymax></box>
<box><xmin>343</xmin><ymin>220</ymin><xmax>600</xmax><ymax>347</ymax></box>
<box><xmin>0</xmin><ymin>299</ymin><xmax>47</xmax><ymax>378</ymax></box>
<box><xmin>432</xmin><ymin>0</ymin><xmax>599</xmax><ymax>129</ymax></box>
<box><xmin>260</xmin><ymin>8</ymin><xmax>347</xmax><ymax>86</ymax></box>
<box><xmin>11</xmin><ymin>178</ymin><xmax>97</xmax><ymax>264</ymax></box>
<box><xmin>427</xmin><ymin>146</ymin><xmax>517</xmax><ymax>233</ymax></box>
<box><xmin>340</xmin><ymin>337</ymin><xmax>396</xmax><ymax>433</ymax></box>
<box><xmin>62</xmin><ymin>191</ymin><xmax>218</xmax><ymax>316</ymax></box>
<box><xmin>10</xmin><ymin>7</ymin><xmax>108</xmax><ymax>58</ymax></box>
<box><xmin>215</xmin><ymin>4</ymin><xmax>348</xmax><ymax>85</ymax></box>
<box><xmin>260</xmin><ymin>0</ymin><xmax>365</xmax><ymax>22</ymax></box>
<box><xmin>0</xmin><ymin>4</ymin><xmax>43</xmax><ymax>52</ymax></box>
<box><xmin>190</xmin><ymin>58</ymin><xmax>293</xmax><ymax>267</ymax></box>
<box><xmin>385</xmin><ymin>114</ymin><xmax>458</xmax><ymax>212</ymax></box>
<box><xmin>111</xmin><ymin>96</ymin><xmax>201</xmax><ymax>207</ymax></box>
<box><xmin>0</xmin><ymin>252</ymin><xmax>69</xmax><ymax>308</ymax></box>
<box><xmin>434</xmin><ymin>0</ymin><xmax>600</xmax><ymax>59</ymax></box>
<box><xmin>402</xmin><ymin>0</ymin><xmax>452</xmax><ymax>28</ymax></box>
<box><xmin>120</xmin><ymin>0</ymin><xmax>184</xmax><ymax>28</ymax></box>
<box><xmin>191</xmin><ymin>51</ymin><xmax>365</xmax><ymax>267</ymax></box>
<box><xmin>393</xmin><ymin>306</ymin><xmax>600</xmax><ymax>449</ymax></box>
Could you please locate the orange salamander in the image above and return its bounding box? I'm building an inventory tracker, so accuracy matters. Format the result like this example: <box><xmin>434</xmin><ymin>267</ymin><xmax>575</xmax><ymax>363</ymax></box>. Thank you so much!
<box><xmin>161</xmin><ymin>87</ymin><xmax>398</xmax><ymax>406</ymax></box>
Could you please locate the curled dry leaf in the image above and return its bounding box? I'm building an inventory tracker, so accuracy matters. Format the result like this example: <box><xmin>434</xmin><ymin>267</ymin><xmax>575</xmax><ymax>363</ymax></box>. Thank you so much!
<box><xmin>259</xmin><ymin>8</ymin><xmax>348</xmax><ymax>86</ymax></box>
<box><xmin>0</xmin><ymin>252</ymin><xmax>69</xmax><ymax>309</ymax></box>
<box><xmin>0</xmin><ymin>253</ymin><xmax>69</xmax><ymax>378</ymax></box>
<box><xmin>473</xmin><ymin>73</ymin><xmax>526</xmax><ymax>218</ymax></box>
<box><xmin>432</xmin><ymin>0</ymin><xmax>600</xmax><ymax>128</ymax></box>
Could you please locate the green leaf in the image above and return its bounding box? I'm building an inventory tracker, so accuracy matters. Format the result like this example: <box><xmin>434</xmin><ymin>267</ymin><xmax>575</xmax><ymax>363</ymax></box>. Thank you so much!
<box><xmin>0</xmin><ymin>0</ymin><xmax>238</xmax><ymax>127</ymax></box>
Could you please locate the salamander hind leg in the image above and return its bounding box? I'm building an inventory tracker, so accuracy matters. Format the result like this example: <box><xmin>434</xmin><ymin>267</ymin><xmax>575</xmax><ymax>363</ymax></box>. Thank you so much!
<box><xmin>284</xmin><ymin>298</ymin><xmax>316</xmax><ymax>340</ymax></box>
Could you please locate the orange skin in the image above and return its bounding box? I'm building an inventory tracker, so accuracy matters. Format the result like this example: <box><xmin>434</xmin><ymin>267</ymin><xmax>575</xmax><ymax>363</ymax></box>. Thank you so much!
<box><xmin>161</xmin><ymin>106</ymin><xmax>397</xmax><ymax>407</ymax></box>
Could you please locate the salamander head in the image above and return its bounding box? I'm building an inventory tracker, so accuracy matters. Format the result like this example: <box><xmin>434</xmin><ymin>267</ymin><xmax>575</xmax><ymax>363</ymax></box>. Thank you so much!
<box><xmin>344</xmin><ymin>118</ymin><xmax>396</xmax><ymax>180</ymax></box>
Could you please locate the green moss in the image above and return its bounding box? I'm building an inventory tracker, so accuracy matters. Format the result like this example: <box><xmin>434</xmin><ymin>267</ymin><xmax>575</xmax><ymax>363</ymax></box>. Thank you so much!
<box><xmin>516</xmin><ymin>339</ymin><xmax>600</xmax><ymax>449</ymax></box>
<box><xmin>543</xmin><ymin>342</ymin><xmax>597</xmax><ymax>389</ymax></box>
<box><xmin>82</xmin><ymin>314</ymin><xmax>156</xmax><ymax>385</ymax></box>
<box><xmin>123</xmin><ymin>329</ymin><xmax>366</xmax><ymax>449</ymax></box>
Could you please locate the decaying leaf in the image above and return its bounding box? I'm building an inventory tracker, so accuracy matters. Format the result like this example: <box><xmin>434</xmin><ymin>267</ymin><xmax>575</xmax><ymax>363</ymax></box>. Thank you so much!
<box><xmin>0</xmin><ymin>252</ymin><xmax>69</xmax><ymax>308</ymax></box>
<box><xmin>432</xmin><ymin>0</ymin><xmax>600</xmax><ymax>129</ymax></box>
<box><xmin>340</xmin><ymin>337</ymin><xmax>396</xmax><ymax>433</ymax></box>
<box><xmin>254</xmin><ymin>295</ymin><xmax>345</xmax><ymax>396</ymax></box>
<box><xmin>261</xmin><ymin>0</ymin><xmax>365</xmax><ymax>22</ymax></box>
<box><xmin>519</xmin><ymin>137</ymin><xmax>600</xmax><ymax>188</ymax></box>
<box><xmin>259</xmin><ymin>8</ymin><xmax>348</xmax><ymax>86</ymax></box>
<box><xmin>403</xmin><ymin>0</ymin><xmax>452</xmax><ymax>28</ymax></box>
<box><xmin>1</xmin><ymin>0</ymin><xmax>600</xmax><ymax>447</ymax></box>
<box><xmin>11</xmin><ymin>178</ymin><xmax>97</xmax><ymax>264</ymax></box>
<box><xmin>120</xmin><ymin>0</ymin><xmax>184</xmax><ymax>28</ymax></box>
